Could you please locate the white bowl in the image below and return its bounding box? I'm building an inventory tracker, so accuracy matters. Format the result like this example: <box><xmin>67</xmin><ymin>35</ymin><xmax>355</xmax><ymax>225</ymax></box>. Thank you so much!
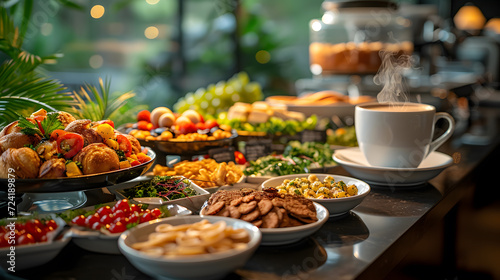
<box><xmin>261</xmin><ymin>174</ymin><xmax>370</xmax><ymax>217</ymax></box>
<box><xmin>68</xmin><ymin>204</ymin><xmax>192</xmax><ymax>254</ymax></box>
<box><xmin>111</xmin><ymin>176</ymin><xmax>210</xmax><ymax>212</ymax></box>
<box><xmin>118</xmin><ymin>216</ymin><xmax>261</xmax><ymax>280</ymax></box>
<box><xmin>200</xmin><ymin>202</ymin><xmax>329</xmax><ymax>245</ymax></box>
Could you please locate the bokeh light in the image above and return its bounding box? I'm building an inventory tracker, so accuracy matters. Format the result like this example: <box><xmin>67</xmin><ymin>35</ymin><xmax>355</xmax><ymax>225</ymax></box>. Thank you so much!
<box><xmin>89</xmin><ymin>55</ymin><xmax>104</xmax><ymax>69</ymax></box>
<box><xmin>145</xmin><ymin>26</ymin><xmax>159</xmax><ymax>39</ymax></box>
<box><xmin>255</xmin><ymin>50</ymin><xmax>271</xmax><ymax>64</ymax></box>
<box><xmin>90</xmin><ymin>5</ymin><xmax>105</xmax><ymax>19</ymax></box>
<box><xmin>146</xmin><ymin>0</ymin><xmax>160</xmax><ymax>4</ymax></box>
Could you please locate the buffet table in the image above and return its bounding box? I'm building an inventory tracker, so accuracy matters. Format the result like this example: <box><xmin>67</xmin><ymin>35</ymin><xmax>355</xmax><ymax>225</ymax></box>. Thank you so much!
<box><xmin>8</xmin><ymin>106</ymin><xmax>500</xmax><ymax>280</ymax></box>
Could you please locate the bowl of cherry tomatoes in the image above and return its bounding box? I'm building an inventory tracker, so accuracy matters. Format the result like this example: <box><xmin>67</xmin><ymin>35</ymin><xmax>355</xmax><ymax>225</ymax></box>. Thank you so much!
<box><xmin>60</xmin><ymin>199</ymin><xmax>192</xmax><ymax>254</ymax></box>
<box><xmin>0</xmin><ymin>216</ymin><xmax>70</xmax><ymax>270</ymax></box>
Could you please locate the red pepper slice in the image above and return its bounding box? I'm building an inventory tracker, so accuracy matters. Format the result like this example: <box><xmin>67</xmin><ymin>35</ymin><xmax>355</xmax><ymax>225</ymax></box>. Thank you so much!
<box><xmin>130</xmin><ymin>160</ymin><xmax>141</xmax><ymax>167</ymax></box>
<box><xmin>116</xmin><ymin>134</ymin><xmax>132</xmax><ymax>157</ymax></box>
<box><xmin>96</xmin><ymin>120</ymin><xmax>115</xmax><ymax>128</ymax></box>
<box><xmin>57</xmin><ymin>133</ymin><xmax>84</xmax><ymax>159</ymax></box>
<box><xmin>50</xmin><ymin>129</ymin><xmax>68</xmax><ymax>141</ymax></box>
<box><xmin>35</xmin><ymin>119</ymin><xmax>45</xmax><ymax>136</ymax></box>
<box><xmin>234</xmin><ymin>151</ymin><xmax>247</xmax><ymax>165</ymax></box>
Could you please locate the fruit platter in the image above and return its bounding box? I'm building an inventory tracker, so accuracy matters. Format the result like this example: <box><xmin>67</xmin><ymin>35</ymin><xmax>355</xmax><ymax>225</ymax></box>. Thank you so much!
<box><xmin>121</xmin><ymin>107</ymin><xmax>237</xmax><ymax>156</ymax></box>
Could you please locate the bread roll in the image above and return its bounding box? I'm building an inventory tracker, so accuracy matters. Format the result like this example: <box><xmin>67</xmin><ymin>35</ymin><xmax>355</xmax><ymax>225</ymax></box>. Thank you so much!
<box><xmin>0</xmin><ymin>148</ymin><xmax>41</xmax><ymax>179</ymax></box>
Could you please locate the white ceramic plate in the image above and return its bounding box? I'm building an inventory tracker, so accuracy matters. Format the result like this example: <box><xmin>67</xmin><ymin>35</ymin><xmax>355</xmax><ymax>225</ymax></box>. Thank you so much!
<box><xmin>68</xmin><ymin>204</ymin><xmax>192</xmax><ymax>254</ymax></box>
<box><xmin>203</xmin><ymin>175</ymin><xmax>247</xmax><ymax>194</ymax></box>
<box><xmin>110</xmin><ymin>176</ymin><xmax>210</xmax><ymax>212</ymax></box>
<box><xmin>333</xmin><ymin>147</ymin><xmax>454</xmax><ymax>187</ymax></box>
<box><xmin>201</xmin><ymin>202</ymin><xmax>329</xmax><ymax>246</ymax></box>
<box><xmin>261</xmin><ymin>174</ymin><xmax>370</xmax><ymax>217</ymax></box>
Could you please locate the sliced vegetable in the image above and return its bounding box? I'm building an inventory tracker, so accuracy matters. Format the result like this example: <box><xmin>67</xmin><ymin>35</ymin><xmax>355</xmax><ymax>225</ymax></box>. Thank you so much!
<box><xmin>95</xmin><ymin>119</ymin><xmax>115</xmax><ymax>128</ymax></box>
<box><xmin>57</xmin><ymin>133</ymin><xmax>84</xmax><ymax>159</ymax></box>
<box><xmin>130</xmin><ymin>160</ymin><xmax>141</xmax><ymax>167</ymax></box>
<box><xmin>95</xmin><ymin>123</ymin><xmax>115</xmax><ymax>140</ymax></box>
<box><xmin>116</xmin><ymin>135</ymin><xmax>132</xmax><ymax>157</ymax></box>
<box><xmin>50</xmin><ymin>129</ymin><xmax>68</xmax><ymax>141</ymax></box>
<box><xmin>66</xmin><ymin>161</ymin><xmax>83</xmax><ymax>177</ymax></box>
<box><xmin>136</xmin><ymin>152</ymin><xmax>151</xmax><ymax>163</ymax></box>
<box><xmin>105</xmin><ymin>138</ymin><xmax>119</xmax><ymax>150</ymax></box>
<box><xmin>119</xmin><ymin>161</ymin><xmax>131</xmax><ymax>169</ymax></box>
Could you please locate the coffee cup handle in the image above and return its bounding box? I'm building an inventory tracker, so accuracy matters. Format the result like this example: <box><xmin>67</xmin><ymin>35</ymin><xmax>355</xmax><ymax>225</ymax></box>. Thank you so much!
<box><xmin>427</xmin><ymin>112</ymin><xmax>455</xmax><ymax>157</ymax></box>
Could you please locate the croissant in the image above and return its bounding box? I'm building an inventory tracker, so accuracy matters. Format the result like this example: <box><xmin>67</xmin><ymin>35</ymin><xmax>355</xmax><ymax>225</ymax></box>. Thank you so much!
<box><xmin>57</xmin><ymin>111</ymin><xmax>76</xmax><ymax>128</ymax></box>
<box><xmin>39</xmin><ymin>158</ymin><xmax>66</xmax><ymax>179</ymax></box>
<box><xmin>65</xmin><ymin>120</ymin><xmax>103</xmax><ymax>146</ymax></box>
<box><xmin>73</xmin><ymin>143</ymin><xmax>119</xmax><ymax>175</ymax></box>
<box><xmin>0</xmin><ymin>148</ymin><xmax>41</xmax><ymax>179</ymax></box>
<box><xmin>0</xmin><ymin>121</ymin><xmax>21</xmax><ymax>138</ymax></box>
<box><xmin>0</xmin><ymin>132</ymin><xmax>41</xmax><ymax>156</ymax></box>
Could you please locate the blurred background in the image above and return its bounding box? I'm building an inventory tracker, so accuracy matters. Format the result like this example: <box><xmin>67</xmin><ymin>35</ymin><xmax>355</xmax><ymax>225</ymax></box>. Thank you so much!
<box><xmin>4</xmin><ymin>0</ymin><xmax>498</xmax><ymax>124</ymax></box>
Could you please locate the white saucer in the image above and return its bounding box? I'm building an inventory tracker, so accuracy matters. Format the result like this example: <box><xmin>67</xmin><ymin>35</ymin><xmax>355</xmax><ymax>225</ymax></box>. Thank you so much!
<box><xmin>333</xmin><ymin>148</ymin><xmax>454</xmax><ymax>187</ymax></box>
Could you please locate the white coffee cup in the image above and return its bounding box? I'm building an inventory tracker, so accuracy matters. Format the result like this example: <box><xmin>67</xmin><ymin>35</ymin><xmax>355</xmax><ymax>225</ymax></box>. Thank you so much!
<box><xmin>355</xmin><ymin>102</ymin><xmax>455</xmax><ymax>168</ymax></box>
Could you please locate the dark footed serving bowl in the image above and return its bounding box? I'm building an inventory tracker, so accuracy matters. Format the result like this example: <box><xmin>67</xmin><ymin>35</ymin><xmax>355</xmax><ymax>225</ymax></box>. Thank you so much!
<box><xmin>0</xmin><ymin>149</ymin><xmax>155</xmax><ymax>193</ymax></box>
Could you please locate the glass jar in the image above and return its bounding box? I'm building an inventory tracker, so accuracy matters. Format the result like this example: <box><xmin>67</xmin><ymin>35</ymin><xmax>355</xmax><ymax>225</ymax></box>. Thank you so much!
<box><xmin>309</xmin><ymin>0</ymin><xmax>413</xmax><ymax>76</ymax></box>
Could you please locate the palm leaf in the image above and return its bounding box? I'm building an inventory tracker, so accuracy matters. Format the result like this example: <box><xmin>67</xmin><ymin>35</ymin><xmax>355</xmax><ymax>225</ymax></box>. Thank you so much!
<box><xmin>71</xmin><ymin>77</ymin><xmax>136</xmax><ymax>122</ymax></box>
<box><xmin>0</xmin><ymin>59</ymin><xmax>74</xmax><ymax>126</ymax></box>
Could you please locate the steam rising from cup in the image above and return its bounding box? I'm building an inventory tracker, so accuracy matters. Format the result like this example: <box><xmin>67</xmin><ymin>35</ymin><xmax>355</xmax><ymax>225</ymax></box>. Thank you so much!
<box><xmin>373</xmin><ymin>51</ymin><xmax>413</xmax><ymax>104</ymax></box>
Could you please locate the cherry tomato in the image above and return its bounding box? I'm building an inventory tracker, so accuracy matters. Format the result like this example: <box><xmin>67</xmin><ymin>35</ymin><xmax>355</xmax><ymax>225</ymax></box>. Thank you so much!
<box><xmin>128</xmin><ymin>213</ymin><xmax>139</xmax><ymax>224</ymax></box>
<box><xmin>57</xmin><ymin>132</ymin><xmax>84</xmax><ymax>159</ymax></box>
<box><xmin>234</xmin><ymin>151</ymin><xmax>247</xmax><ymax>165</ymax></box>
<box><xmin>39</xmin><ymin>235</ymin><xmax>48</xmax><ymax>243</ymax></box>
<box><xmin>130</xmin><ymin>204</ymin><xmax>140</xmax><ymax>213</ymax></box>
<box><xmin>114</xmin><ymin>217</ymin><xmax>129</xmax><ymax>225</ymax></box>
<box><xmin>15</xmin><ymin>223</ymin><xmax>26</xmax><ymax>232</ymax></box>
<box><xmin>97</xmin><ymin>206</ymin><xmax>113</xmax><ymax>217</ymax></box>
<box><xmin>150</xmin><ymin>208</ymin><xmax>162</xmax><ymax>218</ymax></box>
<box><xmin>72</xmin><ymin>215</ymin><xmax>86</xmax><ymax>227</ymax></box>
<box><xmin>195</xmin><ymin>122</ymin><xmax>207</xmax><ymax>131</ymax></box>
<box><xmin>45</xmin><ymin>219</ymin><xmax>58</xmax><ymax>230</ymax></box>
<box><xmin>18</xmin><ymin>233</ymin><xmax>36</xmax><ymax>245</ymax></box>
<box><xmin>100</xmin><ymin>214</ymin><xmax>114</xmax><ymax>225</ymax></box>
<box><xmin>140</xmin><ymin>212</ymin><xmax>154</xmax><ymax>223</ymax></box>
<box><xmin>85</xmin><ymin>213</ymin><xmax>101</xmax><ymax>227</ymax></box>
<box><xmin>108</xmin><ymin>222</ymin><xmax>127</xmax><ymax>234</ymax></box>
<box><xmin>137</xmin><ymin>110</ymin><xmax>151</xmax><ymax>123</ymax></box>
<box><xmin>112</xmin><ymin>210</ymin><xmax>126</xmax><ymax>219</ymax></box>
<box><xmin>204</xmin><ymin>119</ymin><xmax>219</xmax><ymax>130</ymax></box>
<box><xmin>113</xmin><ymin>200</ymin><xmax>130</xmax><ymax>215</ymax></box>
<box><xmin>178</xmin><ymin>122</ymin><xmax>197</xmax><ymax>135</ymax></box>
<box><xmin>91</xmin><ymin>222</ymin><xmax>102</xmax><ymax>230</ymax></box>
<box><xmin>137</xmin><ymin>121</ymin><xmax>150</xmax><ymax>131</ymax></box>
<box><xmin>31</xmin><ymin>227</ymin><xmax>46</xmax><ymax>242</ymax></box>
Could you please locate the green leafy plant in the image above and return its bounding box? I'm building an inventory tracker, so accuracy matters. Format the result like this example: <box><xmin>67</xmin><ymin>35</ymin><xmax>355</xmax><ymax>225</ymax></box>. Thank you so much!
<box><xmin>0</xmin><ymin>3</ymin><xmax>75</xmax><ymax>126</ymax></box>
<box><xmin>70</xmin><ymin>77</ymin><xmax>136</xmax><ymax>122</ymax></box>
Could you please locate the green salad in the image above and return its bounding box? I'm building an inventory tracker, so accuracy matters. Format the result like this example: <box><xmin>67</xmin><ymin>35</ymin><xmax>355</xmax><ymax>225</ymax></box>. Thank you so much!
<box><xmin>244</xmin><ymin>141</ymin><xmax>336</xmax><ymax>177</ymax></box>
<box><xmin>327</xmin><ymin>126</ymin><xmax>357</xmax><ymax>147</ymax></box>
<box><xmin>122</xmin><ymin>176</ymin><xmax>198</xmax><ymax>201</ymax></box>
